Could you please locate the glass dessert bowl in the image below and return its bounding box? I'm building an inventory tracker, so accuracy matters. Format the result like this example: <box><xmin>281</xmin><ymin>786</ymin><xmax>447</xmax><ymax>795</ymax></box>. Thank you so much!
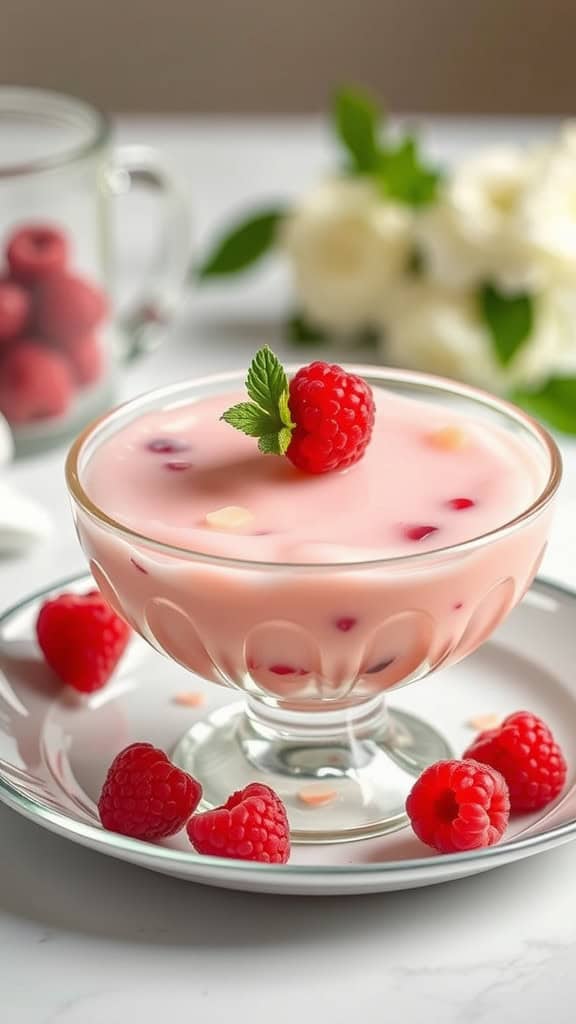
<box><xmin>65</xmin><ymin>366</ymin><xmax>561</xmax><ymax>844</ymax></box>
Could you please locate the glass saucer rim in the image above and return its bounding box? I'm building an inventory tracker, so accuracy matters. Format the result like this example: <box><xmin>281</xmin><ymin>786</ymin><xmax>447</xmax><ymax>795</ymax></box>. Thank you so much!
<box><xmin>0</xmin><ymin>571</ymin><xmax>574</xmax><ymax>880</ymax></box>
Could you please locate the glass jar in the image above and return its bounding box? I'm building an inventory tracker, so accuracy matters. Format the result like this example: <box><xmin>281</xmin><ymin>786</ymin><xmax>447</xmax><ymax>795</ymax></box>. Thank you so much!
<box><xmin>0</xmin><ymin>87</ymin><xmax>189</xmax><ymax>454</ymax></box>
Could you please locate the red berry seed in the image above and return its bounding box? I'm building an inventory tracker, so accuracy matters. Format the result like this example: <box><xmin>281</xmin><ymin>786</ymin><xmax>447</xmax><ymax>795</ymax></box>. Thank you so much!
<box><xmin>287</xmin><ymin>361</ymin><xmax>375</xmax><ymax>474</ymax></box>
<box><xmin>99</xmin><ymin>742</ymin><xmax>202</xmax><ymax>840</ymax></box>
<box><xmin>0</xmin><ymin>281</ymin><xmax>30</xmax><ymax>342</ymax></box>
<box><xmin>446</xmin><ymin>498</ymin><xmax>475</xmax><ymax>510</ymax></box>
<box><xmin>0</xmin><ymin>340</ymin><xmax>73</xmax><ymax>424</ymax></box>
<box><xmin>464</xmin><ymin>711</ymin><xmax>567</xmax><ymax>812</ymax></box>
<box><xmin>146</xmin><ymin>438</ymin><xmax>189</xmax><ymax>454</ymax></box>
<box><xmin>6</xmin><ymin>224</ymin><xmax>68</xmax><ymax>283</ymax></box>
<box><xmin>187</xmin><ymin>782</ymin><xmax>290</xmax><ymax>863</ymax></box>
<box><xmin>404</xmin><ymin>525</ymin><xmax>439</xmax><ymax>542</ymax></box>
<box><xmin>406</xmin><ymin>759</ymin><xmax>510</xmax><ymax>853</ymax></box>
<box><xmin>36</xmin><ymin>589</ymin><xmax>130</xmax><ymax>693</ymax></box>
<box><xmin>336</xmin><ymin>616</ymin><xmax>357</xmax><ymax>632</ymax></box>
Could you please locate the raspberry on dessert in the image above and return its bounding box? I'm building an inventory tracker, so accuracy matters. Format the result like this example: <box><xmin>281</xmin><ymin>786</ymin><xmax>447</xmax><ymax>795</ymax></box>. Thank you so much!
<box><xmin>0</xmin><ymin>281</ymin><xmax>30</xmax><ymax>342</ymax></box>
<box><xmin>36</xmin><ymin>589</ymin><xmax>130</xmax><ymax>693</ymax></box>
<box><xmin>6</xmin><ymin>224</ymin><xmax>68</xmax><ymax>283</ymax></box>
<box><xmin>67</xmin><ymin>334</ymin><xmax>103</xmax><ymax>387</ymax></box>
<box><xmin>463</xmin><ymin>711</ymin><xmax>567</xmax><ymax>812</ymax></box>
<box><xmin>406</xmin><ymin>759</ymin><xmax>510</xmax><ymax>853</ymax></box>
<box><xmin>36</xmin><ymin>271</ymin><xmax>107</xmax><ymax>343</ymax></box>
<box><xmin>404</xmin><ymin>524</ymin><xmax>439</xmax><ymax>542</ymax></box>
<box><xmin>221</xmin><ymin>346</ymin><xmax>375</xmax><ymax>475</ymax></box>
<box><xmin>0</xmin><ymin>340</ymin><xmax>74</xmax><ymax>424</ymax></box>
<box><xmin>99</xmin><ymin>742</ymin><xmax>202</xmax><ymax>840</ymax></box>
<box><xmin>287</xmin><ymin>361</ymin><xmax>375</xmax><ymax>474</ymax></box>
<box><xmin>187</xmin><ymin>782</ymin><xmax>290</xmax><ymax>863</ymax></box>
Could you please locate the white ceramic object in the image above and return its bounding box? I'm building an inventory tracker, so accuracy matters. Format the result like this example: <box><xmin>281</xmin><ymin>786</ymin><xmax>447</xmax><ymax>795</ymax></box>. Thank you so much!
<box><xmin>0</xmin><ymin>482</ymin><xmax>52</xmax><ymax>554</ymax></box>
<box><xmin>0</xmin><ymin>413</ymin><xmax>13</xmax><ymax>466</ymax></box>
<box><xmin>0</xmin><ymin>573</ymin><xmax>574</xmax><ymax>896</ymax></box>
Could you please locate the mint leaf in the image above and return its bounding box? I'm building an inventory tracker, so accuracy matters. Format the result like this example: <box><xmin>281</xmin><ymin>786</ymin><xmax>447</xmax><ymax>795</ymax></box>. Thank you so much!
<box><xmin>333</xmin><ymin>87</ymin><xmax>382</xmax><ymax>174</ymax></box>
<box><xmin>221</xmin><ymin>346</ymin><xmax>295</xmax><ymax>456</ymax></box>
<box><xmin>278</xmin><ymin>390</ymin><xmax>295</xmax><ymax>429</ymax></box>
<box><xmin>221</xmin><ymin>402</ymin><xmax>277</xmax><ymax>437</ymax></box>
<box><xmin>246</xmin><ymin>346</ymin><xmax>288</xmax><ymax>416</ymax></box>
<box><xmin>377</xmin><ymin>136</ymin><xmax>441</xmax><ymax>208</ymax></box>
<box><xmin>479</xmin><ymin>283</ymin><xmax>534</xmax><ymax>367</ymax></box>
<box><xmin>512</xmin><ymin>377</ymin><xmax>576</xmax><ymax>434</ymax></box>
<box><xmin>197</xmin><ymin>208</ymin><xmax>285</xmax><ymax>278</ymax></box>
<box><xmin>286</xmin><ymin>312</ymin><xmax>328</xmax><ymax>347</ymax></box>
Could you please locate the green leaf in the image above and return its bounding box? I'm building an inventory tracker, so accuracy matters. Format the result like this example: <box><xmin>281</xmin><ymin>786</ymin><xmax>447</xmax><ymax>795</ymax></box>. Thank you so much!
<box><xmin>278</xmin><ymin>390</ymin><xmax>295</xmax><ymax>429</ymax></box>
<box><xmin>246</xmin><ymin>346</ymin><xmax>288</xmax><ymax>417</ymax></box>
<box><xmin>221</xmin><ymin>346</ymin><xmax>296</xmax><ymax>456</ymax></box>
<box><xmin>258</xmin><ymin>433</ymin><xmax>283</xmax><ymax>455</ymax></box>
<box><xmin>221</xmin><ymin>402</ymin><xmax>277</xmax><ymax>437</ymax></box>
<box><xmin>333</xmin><ymin>87</ymin><xmax>382</xmax><ymax>174</ymax></box>
<box><xmin>512</xmin><ymin>377</ymin><xmax>576</xmax><ymax>434</ymax></box>
<box><xmin>286</xmin><ymin>312</ymin><xmax>328</xmax><ymax>347</ymax></box>
<box><xmin>479</xmin><ymin>283</ymin><xmax>534</xmax><ymax>367</ymax></box>
<box><xmin>377</xmin><ymin>136</ymin><xmax>441</xmax><ymax>208</ymax></box>
<box><xmin>197</xmin><ymin>208</ymin><xmax>286</xmax><ymax>278</ymax></box>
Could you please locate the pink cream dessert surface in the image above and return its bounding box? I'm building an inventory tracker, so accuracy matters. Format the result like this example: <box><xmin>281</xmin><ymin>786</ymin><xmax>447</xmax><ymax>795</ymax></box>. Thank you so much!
<box><xmin>78</xmin><ymin>386</ymin><xmax>551</xmax><ymax>703</ymax></box>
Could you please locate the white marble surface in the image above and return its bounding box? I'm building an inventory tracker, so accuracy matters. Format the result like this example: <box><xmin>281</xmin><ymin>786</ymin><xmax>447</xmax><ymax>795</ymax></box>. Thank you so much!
<box><xmin>2</xmin><ymin>116</ymin><xmax>576</xmax><ymax>1023</ymax></box>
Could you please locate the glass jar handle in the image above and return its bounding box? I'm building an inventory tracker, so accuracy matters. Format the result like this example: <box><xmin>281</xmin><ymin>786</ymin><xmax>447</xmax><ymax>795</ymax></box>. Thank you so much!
<box><xmin>111</xmin><ymin>144</ymin><xmax>190</xmax><ymax>360</ymax></box>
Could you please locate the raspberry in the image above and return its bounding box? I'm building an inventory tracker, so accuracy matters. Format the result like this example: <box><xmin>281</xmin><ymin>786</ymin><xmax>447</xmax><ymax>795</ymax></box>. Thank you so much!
<box><xmin>67</xmin><ymin>334</ymin><xmax>103</xmax><ymax>388</ymax></box>
<box><xmin>36</xmin><ymin>271</ymin><xmax>107</xmax><ymax>344</ymax></box>
<box><xmin>6</xmin><ymin>224</ymin><xmax>68</xmax><ymax>283</ymax></box>
<box><xmin>36</xmin><ymin>589</ymin><xmax>130</xmax><ymax>693</ymax></box>
<box><xmin>0</xmin><ymin>340</ymin><xmax>74</xmax><ymax>424</ymax></box>
<box><xmin>0</xmin><ymin>281</ymin><xmax>30</xmax><ymax>342</ymax></box>
<box><xmin>187</xmin><ymin>783</ymin><xmax>290</xmax><ymax>863</ymax></box>
<box><xmin>287</xmin><ymin>361</ymin><xmax>375</xmax><ymax>474</ymax></box>
<box><xmin>406</xmin><ymin>759</ymin><xmax>510</xmax><ymax>853</ymax></box>
<box><xmin>464</xmin><ymin>711</ymin><xmax>567</xmax><ymax>812</ymax></box>
<box><xmin>99</xmin><ymin>742</ymin><xmax>202</xmax><ymax>840</ymax></box>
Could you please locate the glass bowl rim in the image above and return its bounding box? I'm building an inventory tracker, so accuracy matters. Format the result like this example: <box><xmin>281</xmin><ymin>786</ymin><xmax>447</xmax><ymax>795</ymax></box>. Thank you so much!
<box><xmin>66</xmin><ymin>365</ymin><xmax>562</xmax><ymax>572</ymax></box>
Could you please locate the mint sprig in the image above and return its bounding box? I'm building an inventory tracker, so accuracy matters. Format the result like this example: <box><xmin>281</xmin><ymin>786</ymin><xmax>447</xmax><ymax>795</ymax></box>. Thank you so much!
<box><xmin>221</xmin><ymin>346</ymin><xmax>295</xmax><ymax>455</ymax></box>
<box><xmin>479</xmin><ymin>283</ymin><xmax>534</xmax><ymax>367</ymax></box>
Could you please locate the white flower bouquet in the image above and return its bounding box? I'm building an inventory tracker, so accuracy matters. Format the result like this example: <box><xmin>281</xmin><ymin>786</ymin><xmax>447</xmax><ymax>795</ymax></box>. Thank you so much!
<box><xmin>198</xmin><ymin>89</ymin><xmax>576</xmax><ymax>433</ymax></box>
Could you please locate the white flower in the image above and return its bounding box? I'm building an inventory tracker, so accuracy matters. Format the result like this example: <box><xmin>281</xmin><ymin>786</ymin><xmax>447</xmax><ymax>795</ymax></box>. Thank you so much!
<box><xmin>417</xmin><ymin>148</ymin><xmax>536</xmax><ymax>291</ymax></box>
<box><xmin>281</xmin><ymin>177</ymin><xmax>412</xmax><ymax>333</ymax></box>
<box><xmin>380</xmin><ymin>283</ymin><xmax>576</xmax><ymax>393</ymax></box>
<box><xmin>514</xmin><ymin>123</ymin><xmax>576</xmax><ymax>285</ymax></box>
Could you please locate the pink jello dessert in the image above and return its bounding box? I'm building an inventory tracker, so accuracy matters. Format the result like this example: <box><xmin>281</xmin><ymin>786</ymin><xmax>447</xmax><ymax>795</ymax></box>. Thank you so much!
<box><xmin>67</xmin><ymin>365</ymin><xmax>560</xmax><ymax>841</ymax></box>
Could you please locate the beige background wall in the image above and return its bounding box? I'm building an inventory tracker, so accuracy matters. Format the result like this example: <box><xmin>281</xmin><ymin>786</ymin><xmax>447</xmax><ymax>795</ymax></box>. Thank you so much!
<box><xmin>2</xmin><ymin>0</ymin><xmax>575</xmax><ymax>114</ymax></box>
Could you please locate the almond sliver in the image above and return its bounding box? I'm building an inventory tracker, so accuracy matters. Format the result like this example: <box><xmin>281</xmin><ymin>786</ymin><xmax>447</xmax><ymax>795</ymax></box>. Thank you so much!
<box><xmin>205</xmin><ymin>505</ymin><xmax>254</xmax><ymax>530</ymax></box>
<box><xmin>427</xmin><ymin>426</ymin><xmax>468</xmax><ymax>451</ymax></box>
<box><xmin>172</xmin><ymin>691</ymin><xmax>206</xmax><ymax>708</ymax></box>
<box><xmin>298</xmin><ymin>786</ymin><xmax>338</xmax><ymax>807</ymax></box>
